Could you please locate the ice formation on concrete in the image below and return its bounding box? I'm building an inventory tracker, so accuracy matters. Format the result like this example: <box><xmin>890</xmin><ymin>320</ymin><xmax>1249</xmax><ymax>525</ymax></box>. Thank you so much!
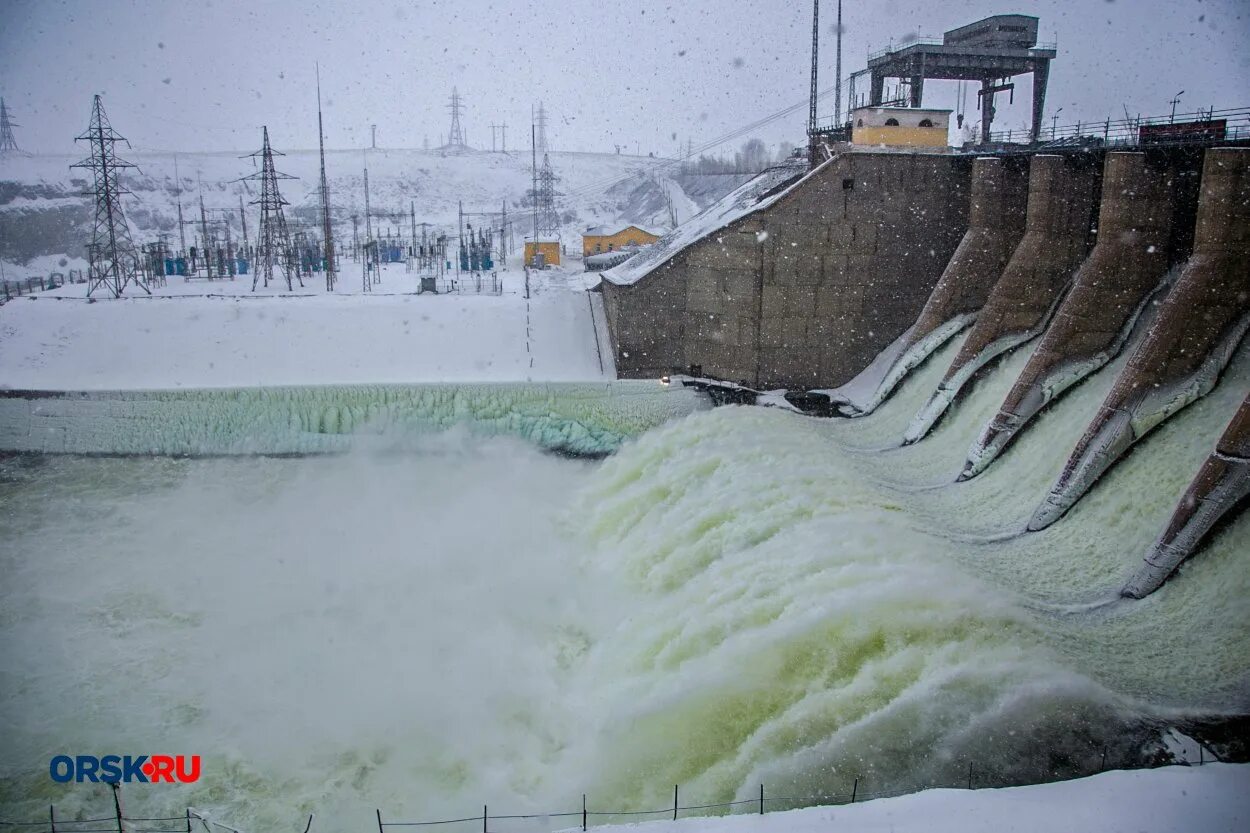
<box><xmin>0</xmin><ymin>381</ymin><xmax>706</xmax><ymax>457</ymax></box>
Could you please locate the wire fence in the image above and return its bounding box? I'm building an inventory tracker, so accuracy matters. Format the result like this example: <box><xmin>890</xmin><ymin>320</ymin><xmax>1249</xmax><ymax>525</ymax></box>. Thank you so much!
<box><xmin>0</xmin><ymin>745</ymin><xmax>1215</xmax><ymax>832</ymax></box>
<box><xmin>0</xmin><ymin>795</ymin><xmax>314</xmax><ymax>833</ymax></box>
<box><xmin>0</xmin><ymin>270</ymin><xmax>85</xmax><ymax>305</ymax></box>
<box><xmin>418</xmin><ymin>273</ymin><xmax>504</xmax><ymax>296</ymax></box>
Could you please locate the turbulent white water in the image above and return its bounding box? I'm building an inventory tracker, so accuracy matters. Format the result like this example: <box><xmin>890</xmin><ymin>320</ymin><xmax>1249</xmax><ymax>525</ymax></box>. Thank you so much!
<box><xmin>1</xmin><ymin>339</ymin><xmax>1247</xmax><ymax>830</ymax></box>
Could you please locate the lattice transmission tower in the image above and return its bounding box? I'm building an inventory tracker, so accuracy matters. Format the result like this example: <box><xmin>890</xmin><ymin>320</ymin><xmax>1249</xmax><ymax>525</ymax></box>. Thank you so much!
<box><xmin>0</xmin><ymin>98</ymin><xmax>20</xmax><ymax>153</ymax></box>
<box><xmin>535</xmin><ymin>155</ymin><xmax>560</xmax><ymax>240</ymax></box>
<box><xmin>446</xmin><ymin>87</ymin><xmax>467</xmax><ymax>148</ymax></box>
<box><xmin>243</xmin><ymin>126</ymin><xmax>301</xmax><ymax>291</ymax></box>
<box><xmin>71</xmin><ymin>94</ymin><xmax>147</xmax><ymax>298</ymax></box>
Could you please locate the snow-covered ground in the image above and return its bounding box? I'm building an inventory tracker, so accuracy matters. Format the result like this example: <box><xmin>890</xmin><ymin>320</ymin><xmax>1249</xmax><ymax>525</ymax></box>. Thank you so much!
<box><xmin>566</xmin><ymin>765</ymin><xmax>1249</xmax><ymax>833</ymax></box>
<box><xmin>0</xmin><ymin>259</ymin><xmax>610</xmax><ymax>389</ymax></box>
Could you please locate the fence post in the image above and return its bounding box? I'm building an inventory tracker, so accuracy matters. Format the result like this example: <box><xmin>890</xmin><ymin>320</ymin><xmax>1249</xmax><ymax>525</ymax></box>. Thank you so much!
<box><xmin>673</xmin><ymin>785</ymin><xmax>678</xmax><ymax>820</ymax></box>
<box><xmin>483</xmin><ymin>804</ymin><xmax>488</xmax><ymax>833</ymax></box>
<box><xmin>967</xmin><ymin>761</ymin><xmax>974</xmax><ymax>790</ymax></box>
<box><xmin>1199</xmin><ymin>746</ymin><xmax>1203</xmax><ymax>766</ymax></box>
<box><xmin>375</xmin><ymin>809</ymin><xmax>383</xmax><ymax>833</ymax></box>
<box><xmin>50</xmin><ymin>805</ymin><xmax>56</xmax><ymax>833</ymax></box>
<box><xmin>759</xmin><ymin>783</ymin><xmax>764</xmax><ymax>815</ymax></box>
<box><xmin>186</xmin><ymin>808</ymin><xmax>192</xmax><ymax>833</ymax></box>
<box><xmin>850</xmin><ymin>777</ymin><xmax>858</xmax><ymax>803</ymax></box>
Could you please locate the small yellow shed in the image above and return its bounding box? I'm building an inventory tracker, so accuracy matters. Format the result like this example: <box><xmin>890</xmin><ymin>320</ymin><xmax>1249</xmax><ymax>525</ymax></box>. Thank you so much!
<box><xmin>524</xmin><ymin>239</ymin><xmax>561</xmax><ymax>267</ymax></box>
<box><xmin>582</xmin><ymin>225</ymin><xmax>659</xmax><ymax>257</ymax></box>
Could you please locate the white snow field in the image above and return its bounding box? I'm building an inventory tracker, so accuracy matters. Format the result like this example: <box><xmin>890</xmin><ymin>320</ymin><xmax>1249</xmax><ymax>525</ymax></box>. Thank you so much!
<box><xmin>568</xmin><ymin>764</ymin><xmax>1249</xmax><ymax>833</ymax></box>
<box><xmin>0</xmin><ymin>261</ymin><xmax>609</xmax><ymax>390</ymax></box>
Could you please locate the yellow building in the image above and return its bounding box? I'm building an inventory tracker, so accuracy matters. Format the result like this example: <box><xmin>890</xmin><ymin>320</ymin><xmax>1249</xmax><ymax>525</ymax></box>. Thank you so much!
<box><xmin>851</xmin><ymin>106</ymin><xmax>951</xmax><ymax>149</ymax></box>
<box><xmin>582</xmin><ymin>225</ymin><xmax>659</xmax><ymax>257</ymax></box>
<box><xmin>524</xmin><ymin>239</ymin><xmax>561</xmax><ymax>267</ymax></box>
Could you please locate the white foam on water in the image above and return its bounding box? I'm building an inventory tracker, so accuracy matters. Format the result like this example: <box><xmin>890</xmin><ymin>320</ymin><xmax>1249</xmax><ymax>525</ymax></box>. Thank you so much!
<box><xmin>1</xmin><ymin>344</ymin><xmax>1247</xmax><ymax>829</ymax></box>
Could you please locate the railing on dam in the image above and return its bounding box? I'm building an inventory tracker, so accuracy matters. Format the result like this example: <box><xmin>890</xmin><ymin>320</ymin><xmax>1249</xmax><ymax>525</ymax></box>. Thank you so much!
<box><xmin>2</xmin><ymin>755</ymin><xmax>1215</xmax><ymax>833</ymax></box>
<box><xmin>986</xmin><ymin>105</ymin><xmax>1250</xmax><ymax>149</ymax></box>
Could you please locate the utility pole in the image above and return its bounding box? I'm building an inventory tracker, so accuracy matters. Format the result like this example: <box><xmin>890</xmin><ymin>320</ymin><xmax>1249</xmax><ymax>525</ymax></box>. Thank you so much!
<box><xmin>198</xmin><ymin>190</ymin><xmax>214</xmax><ymax>279</ymax></box>
<box><xmin>173</xmin><ymin>155</ymin><xmax>187</xmax><ymax>255</ymax></box>
<box><xmin>808</xmin><ymin>0</ymin><xmax>820</xmax><ymax>136</ymax></box>
<box><xmin>489</xmin><ymin>123</ymin><xmax>499</xmax><ymax>152</ymax></box>
<box><xmin>316</xmin><ymin>63</ymin><xmax>336</xmax><ymax>291</ymax></box>
<box><xmin>71</xmin><ymin>94</ymin><xmax>147</xmax><ymax>298</ymax></box>
<box><xmin>362</xmin><ymin>158</ymin><xmax>374</xmax><ymax>290</ymax></box>
<box><xmin>501</xmin><ymin>198</ymin><xmax>508</xmax><ymax>262</ymax></box>
<box><xmin>238</xmin><ymin>193</ymin><xmax>249</xmax><ymax>252</ymax></box>
<box><xmin>500</xmin><ymin>122</ymin><xmax>506</xmax><ymax>153</ymax></box>
<box><xmin>1170</xmin><ymin>91</ymin><xmax>1185</xmax><ymax>123</ymax></box>
<box><xmin>370</xmin><ymin>123</ymin><xmax>377</xmax><ymax>149</ymax></box>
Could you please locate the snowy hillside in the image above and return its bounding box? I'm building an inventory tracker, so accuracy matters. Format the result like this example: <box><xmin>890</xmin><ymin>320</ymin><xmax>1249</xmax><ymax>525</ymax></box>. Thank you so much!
<box><xmin>0</xmin><ymin>146</ymin><xmax>749</xmax><ymax>268</ymax></box>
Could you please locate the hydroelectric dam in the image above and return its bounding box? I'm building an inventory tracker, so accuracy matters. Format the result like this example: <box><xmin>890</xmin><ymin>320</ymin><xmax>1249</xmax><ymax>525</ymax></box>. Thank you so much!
<box><xmin>598</xmin><ymin>141</ymin><xmax>1250</xmax><ymax>601</ymax></box>
<box><xmin>2</xmin><ymin>142</ymin><xmax>1248</xmax><ymax>831</ymax></box>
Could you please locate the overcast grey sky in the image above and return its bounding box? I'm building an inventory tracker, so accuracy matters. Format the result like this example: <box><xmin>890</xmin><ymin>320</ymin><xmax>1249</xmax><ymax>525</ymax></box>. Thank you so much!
<box><xmin>1</xmin><ymin>0</ymin><xmax>1246</xmax><ymax>156</ymax></box>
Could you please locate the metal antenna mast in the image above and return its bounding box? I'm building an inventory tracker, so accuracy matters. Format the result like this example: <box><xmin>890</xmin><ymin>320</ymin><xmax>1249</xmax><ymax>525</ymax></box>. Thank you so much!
<box><xmin>316</xmin><ymin>63</ymin><xmax>336</xmax><ymax>290</ymax></box>
<box><xmin>242</xmin><ymin>126</ymin><xmax>300</xmax><ymax>291</ymax></box>
<box><xmin>835</xmin><ymin>0</ymin><xmax>843</xmax><ymax>127</ymax></box>
<box><xmin>446</xmin><ymin>87</ymin><xmax>466</xmax><ymax>148</ymax></box>
<box><xmin>71</xmin><ymin>94</ymin><xmax>147</xmax><ymax>298</ymax></box>
<box><xmin>535</xmin><ymin>101</ymin><xmax>549</xmax><ymax>154</ymax></box>
<box><xmin>808</xmin><ymin>0</ymin><xmax>820</xmax><ymax>135</ymax></box>
<box><xmin>0</xmin><ymin>98</ymin><xmax>20</xmax><ymax>153</ymax></box>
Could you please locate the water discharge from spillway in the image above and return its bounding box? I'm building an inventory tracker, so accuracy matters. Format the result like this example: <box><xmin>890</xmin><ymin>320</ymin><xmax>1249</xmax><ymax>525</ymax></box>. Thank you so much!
<box><xmin>1</xmin><ymin>338</ymin><xmax>1247</xmax><ymax>830</ymax></box>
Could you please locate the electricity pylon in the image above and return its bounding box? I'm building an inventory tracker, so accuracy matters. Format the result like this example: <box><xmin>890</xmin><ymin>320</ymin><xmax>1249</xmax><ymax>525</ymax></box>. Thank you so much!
<box><xmin>243</xmin><ymin>126</ymin><xmax>301</xmax><ymax>291</ymax></box>
<box><xmin>71</xmin><ymin>94</ymin><xmax>148</xmax><ymax>298</ymax></box>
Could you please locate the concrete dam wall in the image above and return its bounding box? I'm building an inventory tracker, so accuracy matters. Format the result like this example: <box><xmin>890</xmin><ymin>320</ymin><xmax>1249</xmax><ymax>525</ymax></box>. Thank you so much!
<box><xmin>600</xmin><ymin>152</ymin><xmax>972</xmax><ymax>389</ymax></box>
<box><xmin>598</xmin><ymin>145</ymin><xmax>1249</xmax><ymax>595</ymax></box>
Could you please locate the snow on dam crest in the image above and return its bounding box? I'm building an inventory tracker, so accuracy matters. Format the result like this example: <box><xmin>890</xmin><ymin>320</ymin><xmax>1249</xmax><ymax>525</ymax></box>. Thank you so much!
<box><xmin>0</xmin><ymin>381</ymin><xmax>707</xmax><ymax>457</ymax></box>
